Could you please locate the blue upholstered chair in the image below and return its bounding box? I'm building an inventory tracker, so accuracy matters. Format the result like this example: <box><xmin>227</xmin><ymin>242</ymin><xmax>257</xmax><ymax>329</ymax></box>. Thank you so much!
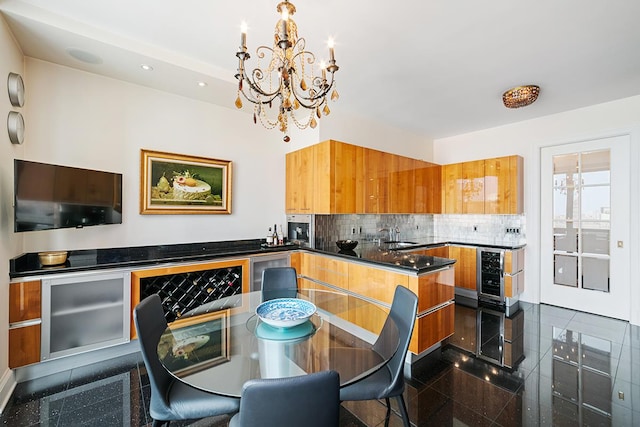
<box><xmin>229</xmin><ymin>370</ymin><xmax>340</xmax><ymax>427</ymax></box>
<box><xmin>339</xmin><ymin>285</ymin><xmax>418</xmax><ymax>427</ymax></box>
<box><xmin>133</xmin><ymin>294</ymin><xmax>240</xmax><ymax>427</ymax></box>
<box><xmin>261</xmin><ymin>266</ymin><xmax>298</xmax><ymax>301</ymax></box>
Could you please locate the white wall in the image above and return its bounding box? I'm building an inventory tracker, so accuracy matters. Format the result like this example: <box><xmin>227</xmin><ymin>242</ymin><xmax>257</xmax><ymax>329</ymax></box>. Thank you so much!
<box><xmin>20</xmin><ymin>58</ymin><xmax>321</xmax><ymax>252</ymax></box>
<box><xmin>0</xmin><ymin>13</ymin><xmax>24</xmax><ymax>412</ymax></box>
<box><xmin>319</xmin><ymin>108</ymin><xmax>434</xmax><ymax>161</ymax></box>
<box><xmin>433</xmin><ymin>95</ymin><xmax>640</xmax><ymax>325</ymax></box>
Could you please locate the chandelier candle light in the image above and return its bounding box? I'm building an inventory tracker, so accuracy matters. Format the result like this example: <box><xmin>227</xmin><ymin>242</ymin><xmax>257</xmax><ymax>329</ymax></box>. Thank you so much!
<box><xmin>234</xmin><ymin>0</ymin><xmax>340</xmax><ymax>142</ymax></box>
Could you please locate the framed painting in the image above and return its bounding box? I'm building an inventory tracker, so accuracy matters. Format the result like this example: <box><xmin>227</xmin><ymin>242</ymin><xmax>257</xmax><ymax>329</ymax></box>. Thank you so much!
<box><xmin>158</xmin><ymin>310</ymin><xmax>230</xmax><ymax>377</ymax></box>
<box><xmin>140</xmin><ymin>149</ymin><xmax>232</xmax><ymax>214</ymax></box>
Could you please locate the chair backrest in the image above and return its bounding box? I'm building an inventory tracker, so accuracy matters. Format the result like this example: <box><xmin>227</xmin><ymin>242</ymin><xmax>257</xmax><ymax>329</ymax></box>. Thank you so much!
<box><xmin>373</xmin><ymin>285</ymin><xmax>418</xmax><ymax>397</ymax></box>
<box><xmin>235</xmin><ymin>370</ymin><xmax>340</xmax><ymax>427</ymax></box>
<box><xmin>133</xmin><ymin>294</ymin><xmax>173</xmax><ymax>412</ymax></box>
<box><xmin>261</xmin><ymin>267</ymin><xmax>298</xmax><ymax>301</ymax></box>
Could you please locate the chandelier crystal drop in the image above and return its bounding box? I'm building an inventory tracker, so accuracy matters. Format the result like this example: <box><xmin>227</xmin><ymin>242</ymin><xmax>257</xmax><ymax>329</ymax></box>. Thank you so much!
<box><xmin>234</xmin><ymin>1</ymin><xmax>340</xmax><ymax>142</ymax></box>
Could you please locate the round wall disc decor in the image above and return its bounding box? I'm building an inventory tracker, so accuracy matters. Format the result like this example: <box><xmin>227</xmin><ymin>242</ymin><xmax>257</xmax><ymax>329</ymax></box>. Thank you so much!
<box><xmin>7</xmin><ymin>72</ymin><xmax>25</xmax><ymax>107</ymax></box>
<box><xmin>7</xmin><ymin>111</ymin><xmax>25</xmax><ymax>144</ymax></box>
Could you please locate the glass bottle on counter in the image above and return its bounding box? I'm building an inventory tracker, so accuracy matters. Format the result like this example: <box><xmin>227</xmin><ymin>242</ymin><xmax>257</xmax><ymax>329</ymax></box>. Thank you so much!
<box><xmin>272</xmin><ymin>224</ymin><xmax>279</xmax><ymax>246</ymax></box>
<box><xmin>266</xmin><ymin>227</ymin><xmax>274</xmax><ymax>245</ymax></box>
<box><xmin>277</xmin><ymin>224</ymin><xmax>284</xmax><ymax>245</ymax></box>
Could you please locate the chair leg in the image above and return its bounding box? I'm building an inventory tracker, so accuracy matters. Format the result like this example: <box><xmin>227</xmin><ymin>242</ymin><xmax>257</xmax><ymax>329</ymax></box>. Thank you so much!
<box><xmin>384</xmin><ymin>397</ymin><xmax>392</xmax><ymax>427</ymax></box>
<box><xmin>395</xmin><ymin>395</ymin><xmax>411</xmax><ymax>427</ymax></box>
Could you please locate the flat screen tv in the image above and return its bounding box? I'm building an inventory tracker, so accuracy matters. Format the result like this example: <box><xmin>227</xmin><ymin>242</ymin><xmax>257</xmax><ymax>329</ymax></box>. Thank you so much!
<box><xmin>14</xmin><ymin>159</ymin><xmax>123</xmax><ymax>232</ymax></box>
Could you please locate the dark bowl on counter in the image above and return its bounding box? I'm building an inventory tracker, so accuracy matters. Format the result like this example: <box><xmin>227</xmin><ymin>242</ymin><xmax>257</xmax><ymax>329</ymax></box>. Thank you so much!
<box><xmin>336</xmin><ymin>240</ymin><xmax>358</xmax><ymax>251</ymax></box>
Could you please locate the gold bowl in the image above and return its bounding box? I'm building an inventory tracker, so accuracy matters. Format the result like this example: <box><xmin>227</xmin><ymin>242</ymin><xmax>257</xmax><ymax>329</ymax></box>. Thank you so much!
<box><xmin>38</xmin><ymin>251</ymin><xmax>68</xmax><ymax>266</ymax></box>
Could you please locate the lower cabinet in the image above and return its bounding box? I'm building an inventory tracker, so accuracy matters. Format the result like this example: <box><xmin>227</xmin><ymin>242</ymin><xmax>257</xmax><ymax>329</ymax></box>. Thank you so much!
<box><xmin>41</xmin><ymin>271</ymin><xmax>131</xmax><ymax>361</ymax></box>
<box><xmin>297</xmin><ymin>252</ymin><xmax>455</xmax><ymax>355</ymax></box>
<box><xmin>9</xmin><ymin>280</ymin><xmax>42</xmax><ymax>368</ymax></box>
<box><xmin>410</xmin><ymin>303</ymin><xmax>455</xmax><ymax>355</ymax></box>
<box><xmin>448</xmin><ymin>246</ymin><xmax>477</xmax><ymax>292</ymax></box>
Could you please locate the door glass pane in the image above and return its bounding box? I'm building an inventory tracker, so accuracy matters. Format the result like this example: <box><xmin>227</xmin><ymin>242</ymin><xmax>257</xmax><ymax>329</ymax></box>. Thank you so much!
<box><xmin>555</xmin><ymin>228</ymin><xmax>578</xmax><ymax>253</ymax></box>
<box><xmin>581</xmin><ymin>186</ymin><xmax>610</xmax><ymax>222</ymax></box>
<box><xmin>581</xmin><ymin>228</ymin><xmax>609</xmax><ymax>255</ymax></box>
<box><xmin>582</xmin><ymin>258</ymin><xmax>609</xmax><ymax>292</ymax></box>
<box><xmin>581</xmin><ymin>150</ymin><xmax>610</xmax><ymax>185</ymax></box>
<box><xmin>554</xmin><ymin>254</ymin><xmax>578</xmax><ymax>287</ymax></box>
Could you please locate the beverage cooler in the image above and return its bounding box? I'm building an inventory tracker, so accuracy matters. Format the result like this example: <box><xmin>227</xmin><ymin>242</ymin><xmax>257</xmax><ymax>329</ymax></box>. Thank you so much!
<box><xmin>477</xmin><ymin>247</ymin><xmax>524</xmax><ymax>310</ymax></box>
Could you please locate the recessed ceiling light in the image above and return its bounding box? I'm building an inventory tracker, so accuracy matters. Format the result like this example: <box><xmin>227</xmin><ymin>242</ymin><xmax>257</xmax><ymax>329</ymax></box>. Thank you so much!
<box><xmin>140</xmin><ymin>64</ymin><xmax>154</xmax><ymax>71</ymax></box>
<box><xmin>197</xmin><ymin>81</ymin><xmax>208</xmax><ymax>87</ymax></box>
<box><xmin>66</xmin><ymin>48</ymin><xmax>103</xmax><ymax>64</ymax></box>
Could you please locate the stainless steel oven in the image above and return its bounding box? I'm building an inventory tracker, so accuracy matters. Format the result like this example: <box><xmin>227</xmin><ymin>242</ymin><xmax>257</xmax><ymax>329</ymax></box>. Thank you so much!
<box><xmin>286</xmin><ymin>214</ymin><xmax>314</xmax><ymax>247</ymax></box>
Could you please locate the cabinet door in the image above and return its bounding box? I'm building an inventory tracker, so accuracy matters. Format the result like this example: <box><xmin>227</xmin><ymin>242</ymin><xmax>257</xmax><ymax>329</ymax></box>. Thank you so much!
<box><xmin>408</xmin><ymin>267</ymin><xmax>455</xmax><ymax>313</ymax></box>
<box><xmin>449</xmin><ymin>246</ymin><xmax>477</xmax><ymax>290</ymax></box>
<box><xmin>9</xmin><ymin>325</ymin><xmax>41</xmax><ymax>368</ymax></box>
<box><xmin>316</xmin><ymin>140</ymin><xmax>361</xmax><ymax>214</ymax></box>
<box><xmin>462</xmin><ymin>160</ymin><xmax>485</xmax><ymax>213</ymax></box>
<box><xmin>388</xmin><ymin>155</ymin><xmax>415</xmax><ymax>213</ymax></box>
<box><xmin>285</xmin><ymin>147</ymin><xmax>314</xmax><ymax>213</ymax></box>
<box><xmin>348</xmin><ymin>263</ymin><xmax>409</xmax><ymax>305</ymax></box>
<box><xmin>9</xmin><ymin>281</ymin><xmax>41</xmax><ymax>322</ymax></box>
<box><xmin>485</xmin><ymin>155</ymin><xmax>524</xmax><ymax>214</ymax></box>
<box><xmin>300</xmin><ymin>253</ymin><xmax>349</xmax><ymax>289</ymax></box>
<box><xmin>364</xmin><ymin>149</ymin><xmax>391</xmax><ymax>213</ymax></box>
<box><xmin>410</xmin><ymin>303</ymin><xmax>455</xmax><ymax>354</ymax></box>
<box><xmin>442</xmin><ymin>163</ymin><xmax>463</xmax><ymax>213</ymax></box>
<box><xmin>425</xmin><ymin>163</ymin><xmax>442</xmax><ymax>213</ymax></box>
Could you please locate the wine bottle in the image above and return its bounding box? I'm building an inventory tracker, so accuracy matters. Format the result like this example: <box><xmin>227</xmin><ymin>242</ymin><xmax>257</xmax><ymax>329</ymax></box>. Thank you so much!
<box><xmin>272</xmin><ymin>224</ymin><xmax>278</xmax><ymax>246</ymax></box>
<box><xmin>277</xmin><ymin>224</ymin><xmax>284</xmax><ymax>245</ymax></box>
<box><xmin>266</xmin><ymin>227</ymin><xmax>273</xmax><ymax>245</ymax></box>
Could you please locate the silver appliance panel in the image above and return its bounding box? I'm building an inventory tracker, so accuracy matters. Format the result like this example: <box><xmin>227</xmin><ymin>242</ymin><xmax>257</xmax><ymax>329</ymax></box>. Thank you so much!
<box><xmin>286</xmin><ymin>214</ymin><xmax>314</xmax><ymax>247</ymax></box>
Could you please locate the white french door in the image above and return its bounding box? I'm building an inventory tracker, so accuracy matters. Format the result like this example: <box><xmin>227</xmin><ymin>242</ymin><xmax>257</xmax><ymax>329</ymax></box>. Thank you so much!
<box><xmin>540</xmin><ymin>136</ymin><xmax>630</xmax><ymax>320</ymax></box>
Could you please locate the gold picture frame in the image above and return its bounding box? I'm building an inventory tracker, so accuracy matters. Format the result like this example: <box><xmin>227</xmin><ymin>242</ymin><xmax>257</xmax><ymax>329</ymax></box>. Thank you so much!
<box><xmin>140</xmin><ymin>149</ymin><xmax>232</xmax><ymax>214</ymax></box>
<box><xmin>158</xmin><ymin>310</ymin><xmax>230</xmax><ymax>377</ymax></box>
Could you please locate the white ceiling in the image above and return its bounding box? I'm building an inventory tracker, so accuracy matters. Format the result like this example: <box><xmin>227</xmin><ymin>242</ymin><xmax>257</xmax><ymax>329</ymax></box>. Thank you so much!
<box><xmin>2</xmin><ymin>0</ymin><xmax>640</xmax><ymax>140</ymax></box>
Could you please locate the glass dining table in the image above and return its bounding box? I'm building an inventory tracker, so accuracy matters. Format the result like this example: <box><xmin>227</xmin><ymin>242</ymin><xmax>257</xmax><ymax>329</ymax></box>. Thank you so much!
<box><xmin>157</xmin><ymin>288</ymin><xmax>399</xmax><ymax>397</ymax></box>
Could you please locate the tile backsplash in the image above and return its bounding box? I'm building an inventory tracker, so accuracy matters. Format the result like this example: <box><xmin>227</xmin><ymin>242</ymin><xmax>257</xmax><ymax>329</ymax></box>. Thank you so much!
<box><xmin>314</xmin><ymin>214</ymin><xmax>525</xmax><ymax>248</ymax></box>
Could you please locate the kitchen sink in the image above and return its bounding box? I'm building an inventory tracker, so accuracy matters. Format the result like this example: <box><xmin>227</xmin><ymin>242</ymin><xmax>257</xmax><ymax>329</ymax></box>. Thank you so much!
<box><xmin>383</xmin><ymin>241</ymin><xmax>418</xmax><ymax>247</ymax></box>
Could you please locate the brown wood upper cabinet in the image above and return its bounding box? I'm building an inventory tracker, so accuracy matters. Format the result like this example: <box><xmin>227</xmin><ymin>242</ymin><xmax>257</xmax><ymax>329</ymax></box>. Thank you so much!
<box><xmin>286</xmin><ymin>140</ymin><xmax>442</xmax><ymax>214</ymax></box>
<box><xmin>442</xmin><ymin>155</ymin><xmax>523</xmax><ymax>214</ymax></box>
<box><xmin>485</xmin><ymin>155</ymin><xmax>524</xmax><ymax>214</ymax></box>
<box><xmin>285</xmin><ymin>146</ymin><xmax>315</xmax><ymax>213</ymax></box>
<box><xmin>462</xmin><ymin>160</ymin><xmax>485</xmax><ymax>214</ymax></box>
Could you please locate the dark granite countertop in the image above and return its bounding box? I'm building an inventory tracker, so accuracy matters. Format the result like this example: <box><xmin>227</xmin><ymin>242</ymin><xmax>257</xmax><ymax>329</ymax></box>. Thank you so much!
<box><xmin>10</xmin><ymin>239</ymin><xmax>297</xmax><ymax>279</ymax></box>
<box><xmin>309</xmin><ymin>242</ymin><xmax>456</xmax><ymax>274</ymax></box>
<box><xmin>10</xmin><ymin>236</ymin><xmax>525</xmax><ymax>280</ymax></box>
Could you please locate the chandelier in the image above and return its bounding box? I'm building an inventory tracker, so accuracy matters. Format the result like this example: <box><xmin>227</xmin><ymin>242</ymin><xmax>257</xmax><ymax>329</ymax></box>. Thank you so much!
<box><xmin>502</xmin><ymin>85</ymin><xmax>540</xmax><ymax>108</ymax></box>
<box><xmin>234</xmin><ymin>0</ymin><xmax>339</xmax><ymax>142</ymax></box>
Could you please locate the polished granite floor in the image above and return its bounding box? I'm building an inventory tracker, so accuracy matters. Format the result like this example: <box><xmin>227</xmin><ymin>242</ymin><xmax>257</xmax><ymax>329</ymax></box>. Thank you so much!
<box><xmin>2</xmin><ymin>301</ymin><xmax>639</xmax><ymax>426</ymax></box>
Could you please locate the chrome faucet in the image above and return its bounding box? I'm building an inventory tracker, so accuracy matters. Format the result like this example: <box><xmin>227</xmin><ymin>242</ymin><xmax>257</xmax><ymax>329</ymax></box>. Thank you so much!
<box><xmin>378</xmin><ymin>227</ymin><xmax>392</xmax><ymax>242</ymax></box>
<box><xmin>378</xmin><ymin>227</ymin><xmax>400</xmax><ymax>242</ymax></box>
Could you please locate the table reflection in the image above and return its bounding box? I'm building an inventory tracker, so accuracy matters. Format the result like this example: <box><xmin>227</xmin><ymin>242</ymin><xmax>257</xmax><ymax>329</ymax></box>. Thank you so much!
<box><xmin>157</xmin><ymin>289</ymin><xmax>398</xmax><ymax>397</ymax></box>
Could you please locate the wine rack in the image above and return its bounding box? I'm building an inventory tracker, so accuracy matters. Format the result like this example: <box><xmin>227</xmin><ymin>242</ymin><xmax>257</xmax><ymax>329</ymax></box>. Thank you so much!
<box><xmin>138</xmin><ymin>264</ymin><xmax>245</xmax><ymax>323</ymax></box>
